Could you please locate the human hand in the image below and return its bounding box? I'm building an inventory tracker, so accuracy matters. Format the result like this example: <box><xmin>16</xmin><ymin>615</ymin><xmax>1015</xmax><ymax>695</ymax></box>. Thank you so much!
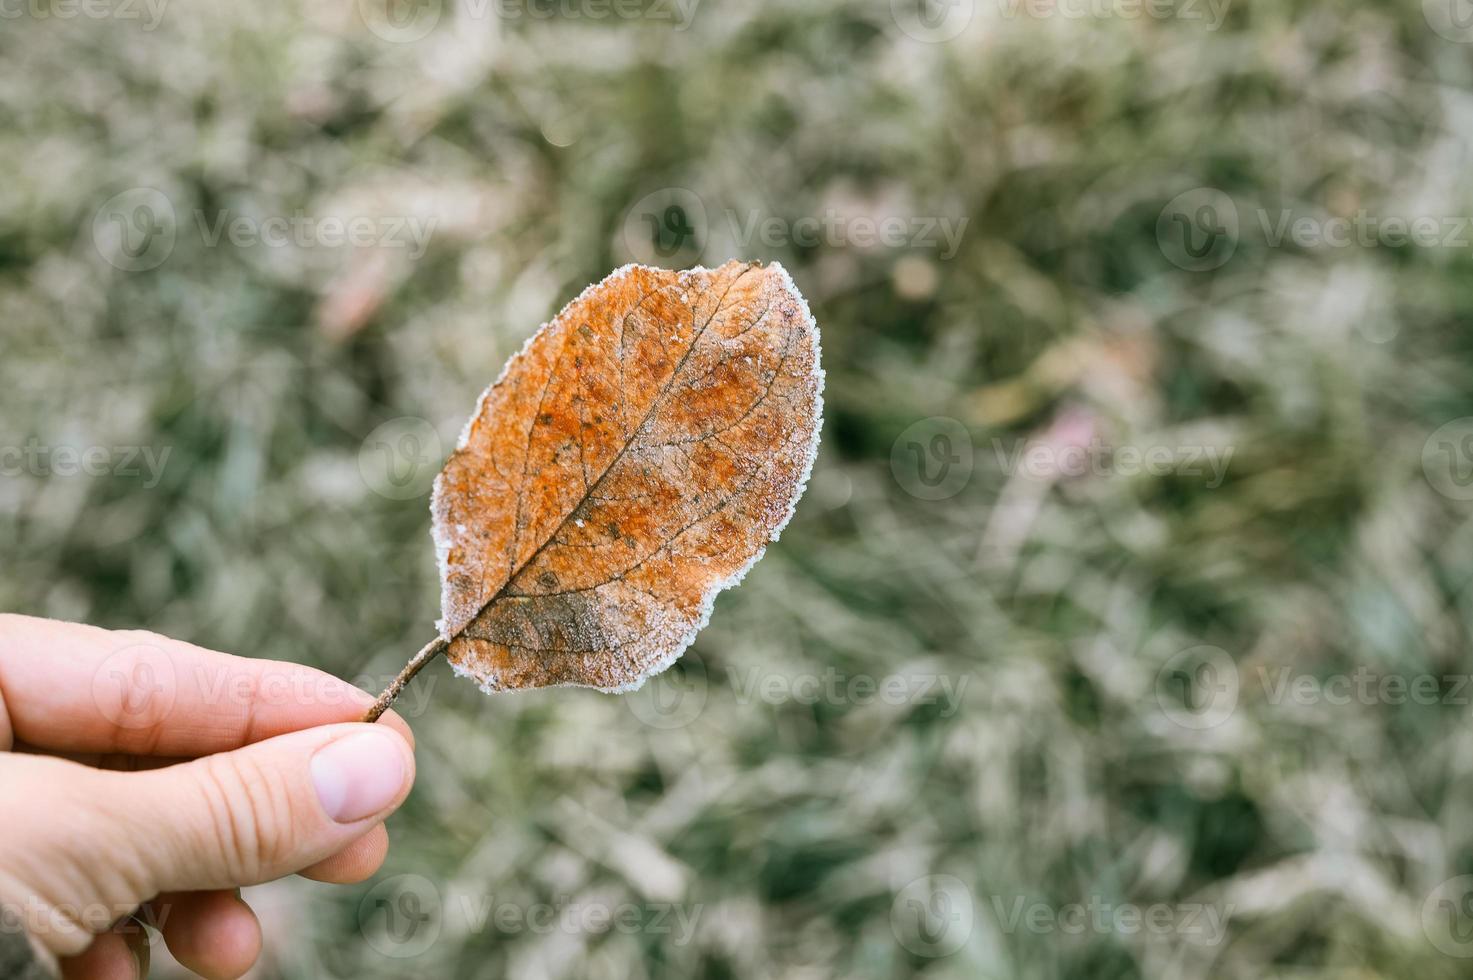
<box><xmin>0</xmin><ymin>615</ymin><xmax>417</xmax><ymax>979</ymax></box>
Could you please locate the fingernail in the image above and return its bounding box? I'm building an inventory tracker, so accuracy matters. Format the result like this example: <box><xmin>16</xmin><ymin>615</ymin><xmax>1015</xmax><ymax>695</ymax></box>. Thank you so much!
<box><xmin>311</xmin><ymin>731</ymin><xmax>408</xmax><ymax>823</ymax></box>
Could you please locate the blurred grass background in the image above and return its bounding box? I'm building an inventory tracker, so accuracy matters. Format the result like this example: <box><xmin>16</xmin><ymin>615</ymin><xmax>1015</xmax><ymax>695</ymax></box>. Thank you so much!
<box><xmin>7</xmin><ymin>0</ymin><xmax>1473</xmax><ymax>977</ymax></box>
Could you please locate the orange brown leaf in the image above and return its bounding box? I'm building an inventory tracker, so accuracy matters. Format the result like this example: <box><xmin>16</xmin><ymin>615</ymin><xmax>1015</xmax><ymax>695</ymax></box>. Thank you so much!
<box><xmin>430</xmin><ymin>260</ymin><xmax>823</xmax><ymax>693</ymax></box>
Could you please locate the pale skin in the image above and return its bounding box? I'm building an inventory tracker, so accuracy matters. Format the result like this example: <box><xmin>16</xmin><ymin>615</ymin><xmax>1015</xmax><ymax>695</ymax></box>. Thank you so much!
<box><xmin>0</xmin><ymin>615</ymin><xmax>418</xmax><ymax>979</ymax></box>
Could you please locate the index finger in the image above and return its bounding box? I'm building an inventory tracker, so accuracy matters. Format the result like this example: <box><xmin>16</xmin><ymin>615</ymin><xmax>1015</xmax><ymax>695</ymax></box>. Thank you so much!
<box><xmin>0</xmin><ymin>615</ymin><xmax>416</xmax><ymax>756</ymax></box>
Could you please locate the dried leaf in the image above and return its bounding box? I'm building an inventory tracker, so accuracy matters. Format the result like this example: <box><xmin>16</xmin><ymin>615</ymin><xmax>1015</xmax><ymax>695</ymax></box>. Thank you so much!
<box><xmin>430</xmin><ymin>260</ymin><xmax>823</xmax><ymax>693</ymax></box>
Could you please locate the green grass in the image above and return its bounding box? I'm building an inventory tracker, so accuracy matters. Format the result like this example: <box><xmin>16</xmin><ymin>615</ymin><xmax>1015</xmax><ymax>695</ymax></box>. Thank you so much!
<box><xmin>6</xmin><ymin>0</ymin><xmax>1473</xmax><ymax>977</ymax></box>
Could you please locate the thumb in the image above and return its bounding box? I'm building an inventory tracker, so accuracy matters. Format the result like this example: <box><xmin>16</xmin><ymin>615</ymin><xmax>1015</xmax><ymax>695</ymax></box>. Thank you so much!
<box><xmin>124</xmin><ymin>723</ymin><xmax>415</xmax><ymax>893</ymax></box>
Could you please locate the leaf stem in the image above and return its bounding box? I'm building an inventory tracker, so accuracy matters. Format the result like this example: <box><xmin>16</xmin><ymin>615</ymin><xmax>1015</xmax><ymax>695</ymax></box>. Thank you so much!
<box><xmin>363</xmin><ymin>636</ymin><xmax>449</xmax><ymax>723</ymax></box>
